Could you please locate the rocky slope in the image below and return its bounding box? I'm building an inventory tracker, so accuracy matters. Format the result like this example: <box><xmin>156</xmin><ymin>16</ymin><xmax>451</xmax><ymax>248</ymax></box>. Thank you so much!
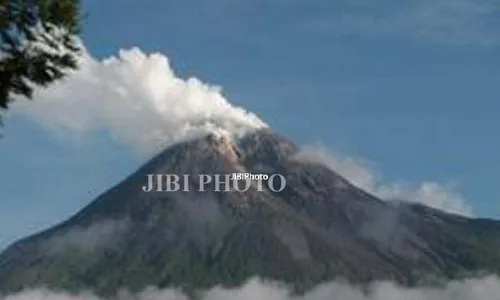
<box><xmin>1</xmin><ymin>130</ymin><xmax>500</xmax><ymax>296</ymax></box>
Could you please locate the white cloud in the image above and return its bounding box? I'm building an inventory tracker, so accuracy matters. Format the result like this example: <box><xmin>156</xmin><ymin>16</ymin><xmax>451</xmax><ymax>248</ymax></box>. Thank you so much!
<box><xmin>294</xmin><ymin>145</ymin><xmax>378</xmax><ymax>193</ymax></box>
<box><xmin>9</xmin><ymin>44</ymin><xmax>474</xmax><ymax>217</ymax></box>
<box><xmin>294</xmin><ymin>145</ymin><xmax>474</xmax><ymax>217</ymax></box>
<box><xmin>4</xmin><ymin>276</ymin><xmax>500</xmax><ymax>300</ymax></box>
<box><xmin>43</xmin><ymin>219</ymin><xmax>130</xmax><ymax>254</ymax></box>
<box><xmin>377</xmin><ymin>182</ymin><xmax>473</xmax><ymax>217</ymax></box>
<box><xmin>11</xmin><ymin>46</ymin><xmax>267</xmax><ymax>155</ymax></box>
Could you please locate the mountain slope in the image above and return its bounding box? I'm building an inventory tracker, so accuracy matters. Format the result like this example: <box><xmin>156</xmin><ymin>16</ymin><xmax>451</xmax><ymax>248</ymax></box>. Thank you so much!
<box><xmin>1</xmin><ymin>130</ymin><xmax>500</xmax><ymax>296</ymax></box>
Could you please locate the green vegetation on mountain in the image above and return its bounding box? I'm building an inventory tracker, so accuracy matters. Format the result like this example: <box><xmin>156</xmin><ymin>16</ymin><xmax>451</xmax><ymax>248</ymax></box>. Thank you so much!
<box><xmin>1</xmin><ymin>131</ymin><xmax>500</xmax><ymax>296</ymax></box>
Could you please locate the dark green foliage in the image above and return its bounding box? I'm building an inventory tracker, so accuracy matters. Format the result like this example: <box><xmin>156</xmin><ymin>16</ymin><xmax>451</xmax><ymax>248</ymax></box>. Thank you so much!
<box><xmin>0</xmin><ymin>0</ymin><xmax>81</xmax><ymax>120</ymax></box>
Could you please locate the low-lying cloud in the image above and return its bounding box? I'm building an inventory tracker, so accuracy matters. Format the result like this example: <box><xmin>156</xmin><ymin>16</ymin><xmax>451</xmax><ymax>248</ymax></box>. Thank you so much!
<box><xmin>3</xmin><ymin>276</ymin><xmax>500</xmax><ymax>300</ymax></box>
<box><xmin>11</xmin><ymin>46</ymin><xmax>267</xmax><ymax>155</ymax></box>
<box><xmin>43</xmin><ymin>219</ymin><xmax>130</xmax><ymax>254</ymax></box>
<box><xmin>295</xmin><ymin>145</ymin><xmax>473</xmax><ymax>217</ymax></box>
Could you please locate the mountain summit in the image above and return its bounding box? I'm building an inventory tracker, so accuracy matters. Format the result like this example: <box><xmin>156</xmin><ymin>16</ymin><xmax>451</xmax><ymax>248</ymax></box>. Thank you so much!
<box><xmin>2</xmin><ymin>130</ymin><xmax>500</xmax><ymax>295</ymax></box>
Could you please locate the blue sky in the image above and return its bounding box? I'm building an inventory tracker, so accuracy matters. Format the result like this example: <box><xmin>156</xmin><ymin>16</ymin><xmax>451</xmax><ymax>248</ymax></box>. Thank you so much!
<box><xmin>1</xmin><ymin>0</ymin><xmax>500</xmax><ymax>250</ymax></box>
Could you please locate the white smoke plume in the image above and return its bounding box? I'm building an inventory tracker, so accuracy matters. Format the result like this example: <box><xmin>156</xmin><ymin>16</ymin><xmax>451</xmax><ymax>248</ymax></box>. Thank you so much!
<box><xmin>11</xmin><ymin>47</ymin><xmax>267</xmax><ymax>155</ymax></box>
<box><xmin>9</xmin><ymin>45</ymin><xmax>473</xmax><ymax>217</ymax></box>
<box><xmin>3</xmin><ymin>276</ymin><xmax>500</xmax><ymax>300</ymax></box>
<box><xmin>294</xmin><ymin>145</ymin><xmax>474</xmax><ymax>217</ymax></box>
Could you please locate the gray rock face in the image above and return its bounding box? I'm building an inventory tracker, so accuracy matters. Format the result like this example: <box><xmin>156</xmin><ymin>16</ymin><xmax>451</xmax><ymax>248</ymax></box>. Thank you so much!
<box><xmin>1</xmin><ymin>129</ymin><xmax>500</xmax><ymax>296</ymax></box>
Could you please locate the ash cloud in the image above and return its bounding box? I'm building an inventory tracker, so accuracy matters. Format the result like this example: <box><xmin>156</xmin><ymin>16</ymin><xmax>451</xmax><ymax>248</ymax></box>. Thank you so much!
<box><xmin>8</xmin><ymin>43</ymin><xmax>474</xmax><ymax>218</ymax></box>
<box><xmin>11</xmin><ymin>46</ymin><xmax>267</xmax><ymax>155</ymax></box>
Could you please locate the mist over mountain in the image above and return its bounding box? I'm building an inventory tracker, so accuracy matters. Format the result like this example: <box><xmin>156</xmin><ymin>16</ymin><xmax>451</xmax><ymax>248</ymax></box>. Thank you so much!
<box><xmin>2</xmin><ymin>129</ymin><xmax>500</xmax><ymax>299</ymax></box>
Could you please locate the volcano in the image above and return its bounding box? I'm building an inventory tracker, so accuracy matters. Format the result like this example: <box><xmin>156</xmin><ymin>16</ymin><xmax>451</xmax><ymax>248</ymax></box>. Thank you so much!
<box><xmin>1</xmin><ymin>129</ymin><xmax>500</xmax><ymax>296</ymax></box>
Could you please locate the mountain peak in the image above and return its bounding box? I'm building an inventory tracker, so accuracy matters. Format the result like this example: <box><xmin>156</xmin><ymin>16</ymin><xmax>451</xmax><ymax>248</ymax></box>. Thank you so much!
<box><xmin>2</xmin><ymin>131</ymin><xmax>500</xmax><ymax>296</ymax></box>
